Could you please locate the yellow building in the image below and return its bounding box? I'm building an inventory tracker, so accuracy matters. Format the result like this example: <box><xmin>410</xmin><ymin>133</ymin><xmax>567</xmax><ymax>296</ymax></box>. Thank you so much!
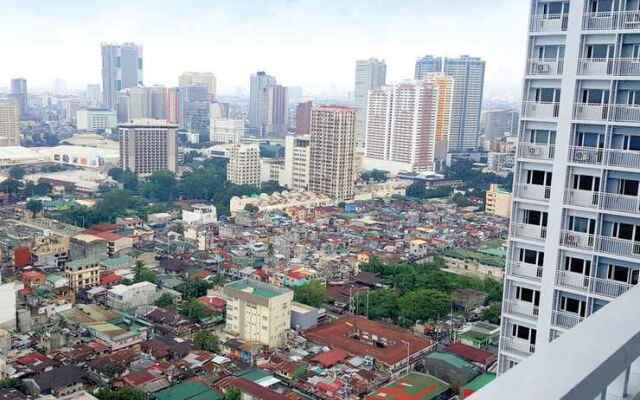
<box><xmin>64</xmin><ymin>257</ymin><xmax>102</xmax><ymax>292</ymax></box>
<box><xmin>485</xmin><ymin>184</ymin><xmax>512</xmax><ymax>218</ymax></box>
<box><xmin>223</xmin><ymin>279</ymin><xmax>293</xmax><ymax>348</ymax></box>
<box><xmin>430</xmin><ymin>74</ymin><xmax>454</xmax><ymax>169</ymax></box>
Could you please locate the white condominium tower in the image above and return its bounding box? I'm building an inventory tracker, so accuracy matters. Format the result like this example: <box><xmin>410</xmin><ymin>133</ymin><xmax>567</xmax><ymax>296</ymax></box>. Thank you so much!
<box><xmin>248</xmin><ymin>71</ymin><xmax>276</xmax><ymax>135</ymax></box>
<box><xmin>354</xmin><ymin>58</ymin><xmax>387</xmax><ymax>149</ymax></box>
<box><xmin>119</xmin><ymin>119</ymin><xmax>177</xmax><ymax>176</ymax></box>
<box><xmin>0</xmin><ymin>101</ymin><xmax>20</xmax><ymax>147</ymax></box>
<box><xmin>101</xmin><ymin>42</ymin><xmax>143</xmax><ymax>110</ymax></box>
<box><xmin>309</xmin><ymin>106</ymin><xmax>356</xmax><ymax>201</ymax></box>
<box><xmin>364</xmin><ymin>76</ymin><xmax>453</xmax><ymax>174</ymax></box>
<box><xmin>499</xmin><ymin>0</ymin><xmax>640</xmax><ymax>374</ymax></box>
<box><xmin>227</xmin><ymin>143</ymin><xmax>261</xmax><ymax>187</ymax></box>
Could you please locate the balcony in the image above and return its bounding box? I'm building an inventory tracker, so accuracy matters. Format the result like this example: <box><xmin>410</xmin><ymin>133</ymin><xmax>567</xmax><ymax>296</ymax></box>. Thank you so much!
<box><xmin>556</xmin><ymin>270</ymin><xmax>635</xmax><ymax>299</ymax></box>
<box><xmin>551</xmin><ymin>310</ymin><xmax>585</xmax><ymax>329</ymax></box>
<box><xmin>598</xmin><ymin>235</ymin><xmax>640</xmax><ymax>259</ymax></box>
<box><xmin>555</xmin><ymin>270</ymin><xmax>591</xmax><ymax>292</ymax></box>
<box><xmin>530</xmin><ymin>14</ymin><xmax>568</xmax><ymax>33</ymax></box>
<box><xmin>612</xmin><ymin>104</ymin><xmax>640</xmax><ymax>123</ymax></box>
<box><xmin>506</xmin><ymin>260</ymin><xmax>543</xmax><ymax>281</ymax></box>
<box><xmin>564</xmin><ymin>189</ymin><xmax>640</xmax><ymax>215</ymax></box>
<box><xmin>573</xmin><ymin>103</ymin><xmax>609</xmax><ymax>121</ymax></box>
<box><xmin>517</xmin><ymin>143</ymin><xmax>555</xmax><ymax>161</ymax></box>
<box><xmin>577</xmin><ymin>58</ymin><xmax>640</xmax><ymax>76</ymax></box>
<box><xmin>522</xmin><ymin>101</ymin><xmax>560</xmax><ymax>120</ymax></box>
<box><xmin>515</xmin><ymin>184</ymin><xmax>551</xmax><ymax>202</ymax></box>
<box><xmin>504</xmin><ymin>299</ymin><xmax>540</xmax><ymax>319</ymax></box>
<box><xmin>582</xmin><ymin>10</ymin><xmax>640</xmax><ymax>31</ymax></box>
<box><xmin>513</xmin><ymin>223</ymin><xmax>547</xmax><ymax>242</ymax></box>
<box><xmin>528</xmin><ymin>58</ymin><xmax>564</xmax><ymax>76</ymax></box>
<box><xmin>568</xmin><ymin>146</ymin><xmax>640</xmax><ymax>171</ymax></box>
<box><xmin>568</xmin><ymin>146</ymin><xmax>603</xmax><ymax>165</ymax></box>
<box><xmin>500</xmin><ymin>335</ymin><xmax>535</xmax><ymax>357</ymax></box>
<box><xmin>560</xmin><ymin>230</ymin><xmax>595</xmax><ymax>250</ymax></box>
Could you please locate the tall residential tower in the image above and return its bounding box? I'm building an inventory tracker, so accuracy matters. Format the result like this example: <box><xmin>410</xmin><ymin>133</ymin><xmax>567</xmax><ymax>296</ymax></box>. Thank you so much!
<box><xmin>354</xmin><ymin>58</ymin><xmax>387</xmax><ymax>149</ymax></box>
<box><xmin>101</xmin><ymin>43</ymin><xmax>143</xmax><ymax>110</ymax></box>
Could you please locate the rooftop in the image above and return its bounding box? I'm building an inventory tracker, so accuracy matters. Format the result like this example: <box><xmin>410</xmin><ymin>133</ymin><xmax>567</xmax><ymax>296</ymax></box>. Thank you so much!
<box><xmin>367</xmin><ymin>372</ymin><xmax>449</xmax><ymax>400</ymax></box>
<box><xmin>225</xmin><ymin>279</ymin><xmax>290</xmax><ymax>299</ymax></box>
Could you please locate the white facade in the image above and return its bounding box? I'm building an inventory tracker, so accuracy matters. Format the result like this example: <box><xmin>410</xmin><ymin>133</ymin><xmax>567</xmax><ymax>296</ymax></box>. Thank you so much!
<box><xmin>0</xmin><ymin>101</ymin><xmax>20</xmax><ymax>147</ymax></box>
<box><xmin>283</xmin><ymin>134</ymin><xmax>311</xmax><ymax>191</ymax></box>
<box><xmin>227</xmin><ymin>143</ymin><xmax>261</xmax><ymax>186</ymax></box>
<box><xmin>229</xmin><ymin>190</ymin><xmax>333</xmax><ymax>215</ymax></box>
<box><xmin>210</xmin><ymin>118</ymin><xmax>244</xmax><ymax>143</ymax></box>
<box><xmin>107</xmin><ymin>281</ymin><xmax>158</xmax><ymax>310</ymax></box>
<box><xmin>0</xmin><ymin>283</ymin><xmax>17</xmax><ymax>330</ymax></box>
<box><xmin>76</xmin><ymin>109</ymin><xmax>117</xmax><ymax>131</ymax></box>
<box><xmin>354</xmin><ymin>58</ymin><xmax>387</xmax><ymax>149</ymax></box>
<box><xmin>260</xmin><ymin>158</ymin><xmax>285</xmax><ymax>184</ymax></box>
<box><xmin>500</xmin><ymin>0</ymin><xmax>640</xmax><ymax>375</ymax></box>
<box><xmin>182</xmin><ymin>204</ymin><xmax>217</xmax><ymax>225</ymax></box>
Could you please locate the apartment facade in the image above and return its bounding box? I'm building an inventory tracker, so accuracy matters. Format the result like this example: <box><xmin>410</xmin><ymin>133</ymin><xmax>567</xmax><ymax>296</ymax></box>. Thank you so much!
<box><xmin>101</xmin><ymin>42</ymin><xmax>143</xmax><ymax>110</ymax></box>
<box><xmin>248</xmin><ymin>71</ymin><xmax>276</xmax><ymax>134</ymax></box>
<box><xmin>309</xmin><ymin>106</ymin><xmax>356</xmax><ymax>201</ymax></box>
<box><xmin>210</xmin><ymin>118</ymin><xmax>244</xmax><ymax>143</ymax></box>
<box><xmin>64</xmin><ymin>257</ymin><xmax>101</xmax><ymax>292</ymax></box>
<box><xmin>178</xmin><ymin>72</ymin><xmax>216</xmax><ymax>99</ymax></box>
<box><xmin>76</xmin><ymin>109</ymin><xmax>117</xmax><ymax>131</ymax></box>
<box><xmin>486</xmin><ymin>184</ymin><xmax>513</xmax><ymax>218</ymax></box>
<box><xmin>0</xmin><ymin>101</ymin><xmax>20</xmax><ymax>147</ymax></box>
<box><xmin>354</xmin><ymin>58</ymin><xmax>387</xmax><ymax>149</ymax></box>
<box><xmin>284</xmin><ymin>134</ymin><xmax>311</xmax><ymax>191</ymax></box>
<box><xmin>500</xmin><ymin>0</ymin><xmax>640</xmax><ymax>374</ymax></box>
<box><xmin>119</xmin><ymin>119</ymin><xmax>178</xmax><ymax>176</ymax></box>
<box><xmin>227</xmin><ymin>143</ymin><xmax>261</xmax><ymax>186</ymax></box>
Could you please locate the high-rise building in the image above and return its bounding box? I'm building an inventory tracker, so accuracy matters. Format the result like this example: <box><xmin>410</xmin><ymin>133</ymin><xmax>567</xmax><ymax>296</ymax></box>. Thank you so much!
<box><xmin>210</xmin><ymin>119</ymin><xmax>244</xmax><ymax>143</ymax></box>
<box><xmin>295</xmin><ymin>101</ymin><xmax>312</xmax><ymax>135</ymax></box>
<box><xmin>499</xmin><ymin>0</ymin><xmax>640</xmax><ymax>375</ymax></box>
<box><xmin>10</xmin><ymin>78</ymin><xmax>28</xmax><ymax>118</ymax></box>
<box><xmin>309</xmin><ymin>106</ymin><xmax>356</xmax><ymax>201</ymax></box>
<box><xmin>178</xmin><ymin>72</ymin><xmax>217</xmax><ymax>100</ymax></box>
<box><xmin>481</xmin><ymin>109</ymin><xmax>520</xmax><ymax>139</ymax></box>
<box><xmin>164</xmin><ymin>87</ymin><xmax>181</xmax><ymax>125</ymax></box>
<box><xmin>248</xmin><ymin>71</ymin><xmax>276</xmax><ymax>134</ymax></box>
<box><xmin>262</xmin><ymin>84</ymin><xmax>288</xmax><ymax>136</ymax></box>
<box><xmin>354</xmin><ymin>58</ymin><xmax>387</xmax><ymax>149</ymax></box>
<box><xmin>118</xmin><ymin>87</ymin><xmax>152</xmax><ymax>122</ymax></box>
<box><xmin>76</xmin><ymin>109</ymin><xmax>117</xmax><ymax>132</ymax></box>
<box><xmin>119</xmin><ymin>119</ymin><xmax>177</xmax><ymax>176</ymax></box>
<box><xmin>86</xmin><ymin>84</ymin><xmax>101</xmax><ymax>108</ymax></box>
<box><xmin>0</xmin><ymin>101</ymin><xmax>20</xmax><ymax>147</ymax></box>
<box><xmin>178</xmin><ymin>85</ymin><xmax>210</xmax><ymax>142</ymax></box>
<box><xmin>284</xmin><ymin>134</ymin><xmax>311</xmax><ymax>191</ymax></box>
<box><xmin>486</xmin><ymin>184</ymin><xmax>512</xmax><ymax>219</ymax></box>
<box><xmin>414</xmin><ymin>55</ymin><xmax>485</xmax><ymax>153</ymax></box>
<box><xmin>364</xmin><ymin>76</ymin><xmax>453</xmax><ymax>174</ymax></box>
<box><xmin>227</xmin><ymin>143</ymin><xmax>261</xmax><ymax>186</ymax></box>
<box><xmin>101</xmin><ymin>42</ymin><xmax>143</xmax><ymax>110</ymax></box>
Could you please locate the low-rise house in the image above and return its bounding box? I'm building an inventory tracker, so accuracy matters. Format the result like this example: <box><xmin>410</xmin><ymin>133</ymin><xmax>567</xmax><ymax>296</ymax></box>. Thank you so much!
<box><xmin>23</xmin><ymin>365</ymin><xmax>87</xmax><ymax>397</ymax></box>
<box><xmin>107</xmin><ymin>282</ymin><xmax>159</xmax><ymax>310</ymax></box>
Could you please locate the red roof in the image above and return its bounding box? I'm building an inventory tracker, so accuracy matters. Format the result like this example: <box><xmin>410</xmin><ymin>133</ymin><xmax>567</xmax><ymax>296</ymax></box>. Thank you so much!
<box><xmin>311</xmin><ymin>349</ymin><xmax>349</xmax><ymax>368</ymax></box>
<box><xmin>123</xmin><ymin>371</ymin><xmax>157</xmax><ymax>386</ymax></box>
<box><xmin>88</xmin><ymin>223</ymin><xmax>119</xmax><ymax>232</ymax></box>
<box><xmin>197</xmin><ymin>296</ymin><xmax>226</xmax><ymax>310</ymax></box>
<box><xmin>89</xmin><ymin>230</ymin><xmax>124</xmax><ymax>241</ymax></box>
<box><xmin>16</xmin><ymin>352</ymin><xmax>49</xmax><ymax>365</ymax></box>
<box><xmin>101</xmin><ymin>272</ymin><xmax>123</xmax><ymax>286</ymax></box>
<box><xmin>87</xmin><ymin>341</ymin><xmax>109</xmax><ymax>353</ymax></box>
<box><xmin>446</xmin><ymin>343</ymin><xmax>497</xmax><ymax>366</ymax></box>
<box><xmin>217</xmin><ymin>377</ymin><xmax>288</xmax><ymax>400</ymax></box>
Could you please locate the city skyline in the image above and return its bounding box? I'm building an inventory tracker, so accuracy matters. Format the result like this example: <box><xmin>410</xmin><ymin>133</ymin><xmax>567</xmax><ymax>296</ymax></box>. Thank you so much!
<box><xmin>1</xmin><ymin>0</ymin><xmax>528</xmax><ymax>99</ymax></box>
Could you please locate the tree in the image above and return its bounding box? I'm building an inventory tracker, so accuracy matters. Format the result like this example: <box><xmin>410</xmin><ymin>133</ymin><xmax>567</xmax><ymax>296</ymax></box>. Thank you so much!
<box><xmin>180</xmin><ymin>299</ymin><xmax>209</xmax><ymax>321</ymax></box>
<box><xmin>193</xmin><ymin>330</ymin><xmax>220</xmax><ymax>352</ymax></box>
<box><xmin>223</xmin><ymin>388</ymin><xmax>241</xmax><ymax>400</ymax></box>
<box><xmin>294</xmin><ymin>280</ymin><xmax>327</xmax><ymax>308</ymax></box>
<box><xmin>8</xmin><ymin>166</ymin><xmax>25</xmax><ymax>180</ymax></box>
<box><xmin>143</xmin><ymin>170</ymin><xmax>177</xmax><ymax>201</ymax></box>
<box><xmin>26</xmin><ymin>199</ymin><xmax>43</xmax><ymax>217</ymax></box>
<box><xmin>95</xmin><ymin>388</ymin><xmax>146</xmax><ymax>400</ymax></box>
<box><xmin>398</xmin><ymin>289</ymin><xmax>451</xmax><ymax>325</ymax></box>
<box><xmin>109</xmin><ymin>168</ymin><xmax>139</xmax><ymax>191</ymax></box>
<box><xmin>155</xmin><ymin>293</ymin><xmax>176</xmax><ymax>308</ymax></box>
<box><xmin>133</xmin><ymin>261</ymin><xmax>157</xmax><ymax>284</ymax></box>
<box><xmin>361</xmin><ymin>169</ymin><xmax>389</xmax><ymax>183</ymax></box>
<box><xmin>406</xmin><ymin>182</ymin><xmax>427</xmax><ymax>199</ymax></box>
<box><xmin>451</xmin><ymin>192</ymin><xmax>471</xmax><ymax>207</ymax></box>
<box><xmin>481</xmin><ymin>303</ymin><xmax>501</xmax><ymax>324</ymax></box>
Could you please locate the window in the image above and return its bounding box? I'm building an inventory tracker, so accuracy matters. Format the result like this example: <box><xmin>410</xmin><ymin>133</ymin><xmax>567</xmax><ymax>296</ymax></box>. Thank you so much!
<box><xmin>564</xmin><ymin>257</ymin><xmax>591</xmax><ymax>275</ymax></box>
<box><xmin>520</xmin><ymin>249</ymin><xmax>542</xmax><ymax>265</ymax></box>
<box><xmin>561</xmin><ymin>296</ymin><xmax>586</xmax><ymax>317</ymax></box>
<box><xmin>623</xmin><ymin>135</ymin><xmax>640</xmax><ymax>151</ymax></box>
<box><xmin>535</xmin><ymin>88</ymin><xmax>560</xmax><ymax>102</ymax></box>
<box><xmin>511</xmin><ymin>324</ymin><xmax>537</xmax><ymax>344</ymax></box>
<box><xmin>568</xmin><ymin>216</ymin><xmax>596</xmax><ymax>234</ymax></box>
<box><xmin>572</xmin><ymin>175</ymin><xmax>600</xmax><ymax>191</ymax></box>
<box><xmin>585</xmin><ymin>44</ymin><xmax>614</xmax><ymax>59</ymax></box>
<box><xmin>527</xmin><ymin>170</ymin><xmax>552</xmax><ymax>186</ymax></box>
<box><xmin>618</xmin><ymin>179</ymin><xmax>639</xmax><ymax>196</ymax></box>
<box><xmin>608</xmin><ymin>265</ymin><xmax>640</xmax><ymax>284</ymax></box>
<box><xmin>523</xmin><ymin>210</ymin><xmax>547</xmax><ymax>226</ymax></box>
<box><xmin>581</xmin><ymin>89</ymin><xmax>609</xmax><ymax>104</ymax></box>
<box><xmin>516</xmin><ymin>286</ymin><xmax>540</xmax><ymax>305</ymax></box>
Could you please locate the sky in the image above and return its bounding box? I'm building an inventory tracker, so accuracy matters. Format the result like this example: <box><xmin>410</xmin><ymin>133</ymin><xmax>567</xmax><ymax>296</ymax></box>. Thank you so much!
<box><xmin>1</xmin><ymin>0</ymin><xmax>529</xmax><ymax>99</ymax></box>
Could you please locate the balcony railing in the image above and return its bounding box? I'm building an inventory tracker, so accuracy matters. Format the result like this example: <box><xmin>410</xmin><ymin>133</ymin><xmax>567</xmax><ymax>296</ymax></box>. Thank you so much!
<box><xmin>530</xmin><ymin>14</ymin><xmax>569</xmax><ymax>33</ymax></box>
<box><xmin>560</xmin><ymin>230</ymin><xmax>595</xmax><ymax>250</ymax></box>
<box><xmin>574</xmin><ymin>103</ymin><xmax>610</xmax><ymax>121</ymax></box>
<box><xmin>583</xmin><ymin>10</ymin><xmax>640</xmax><ymax>31</ymax></box>
<box><xmin>507</xmin><ymin>260</ymin><xmax>543</xmax><ymax>281</ymax></box>
<box><xmin>612</xmin><ymin>104</ymin><xmax>640</xmax><ymax>123</ymax></box>
<box><xmin>556</xmin><ymin>270</ymin><xmax>591</xmax><ymax>292</ymax></box>
<box><xmin>504</xmin><ymin>299</ymin><xmax>540</xmax><ymax>319</ymax></box>
<box><xmin>568</xmin><ymin>146</ymin><xmax>640</xmax><ymax>170</ymax></box>
<box><xmin>598</xmin><ymin>235</ymin><xmax>640</xmax><ymax>259</ymax></box>
<box><xmin>565</xmin><ymin>189</ymin><xmax>640</xmax><ymax>215</ymax></box>
<box><xmin>523</xmin><ymin>101</ymin><xmax>560</xmax><ymax>120</ymax></box>
<box><xmin>518</xmin><ymin>143</ymin><xmax>555</xmax><ymax>160</ymax></box>
<box><xmin>577</xmin><ymin>58</ymin><xmax>640</xmax><ymax>76</ymax></box>
<box><xmin>513</xmin><ymin>223</ymin><xmax>547</xmax><ymax>241</ymax></box>
<box><xmin>515</xmin><ymin>183</ymin><xmax>551</xmax><ymax>202</ymax></box>
<box><xmin>500</xmin><ymin>335</ymin><xmax>536</xmax><ymax>356</ymax></box>
<box><xmin>552</xmin><ymin>310</ymin><xmax>585</xmax><ymax>329</ymax></box>
<box><xmin>528</xmin><ymin>58</ymin><xmax>564</xmax><ymax>75</ymax></box>
<box><xmin>558</xmin><ymin>270</ymin><xmax>636</xmax><ymax>299</ymax></box>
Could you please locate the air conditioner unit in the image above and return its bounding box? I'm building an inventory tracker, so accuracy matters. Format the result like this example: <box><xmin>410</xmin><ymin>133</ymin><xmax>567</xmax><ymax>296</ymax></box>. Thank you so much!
<box><xmin>529</xmin><ymin>146</ymin><xmax>543</xmax><ymax>156</ymax></box>
<box><xmin>537</xmin><ymin>63</ymin><xmax>551</xmax><ymax>73</ymax></box>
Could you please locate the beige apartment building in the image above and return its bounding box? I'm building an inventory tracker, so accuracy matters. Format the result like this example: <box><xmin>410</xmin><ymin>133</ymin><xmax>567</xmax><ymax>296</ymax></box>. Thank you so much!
<box><xmin>227</xmin><ymin>143</ymin><xmax>261</xmax><ymax>186</ymax></box>
<box><xmin>0</xmin><ymin>101</ymin><xmax>20</xmax><ymax>147</ymax></box>
<box><xmin>283</xmin><ymin>134</ymin><xmax>311</xmax><ymax>191</ymax></box>
<box><xmin>223</xmin><ymin>279</ymin><xmax>293</xmax><ymax>348</ymax></box>
<box><xmin>64</xmin><ymin>257</ymin><xmax>102</xmax><ymax>292</ymax></box>
<box><xmin>485</xmin><ymin>184</ymin><xmax>512</xmax><ymax>218</ymax></box>
<box><xmin>119</xmin><ymin>119</ymin><xmax>178</xmax><ymax>176</ymax></box>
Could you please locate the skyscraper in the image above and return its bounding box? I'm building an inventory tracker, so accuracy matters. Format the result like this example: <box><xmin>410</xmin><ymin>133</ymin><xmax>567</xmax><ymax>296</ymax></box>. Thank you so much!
<box><xmin>262</xmin><ymin>84</ymin><xmax>288</xmax><ymax>136</ymax></box>
<box><xmin>481</xmin><ymin>109</ymin><xmax>520</xmax><ymax>139</ymax></box>
<box><xmin>119</xmin><ymin>119</ymin><xmax>177</xmax><ymax>176</ymax></box>
<box><xmin>86</xmin><ymin>84</ymin><xmax>101</xmax><ymax>108</ymax></box>
<box><xmin>10</xmin><ymin>78</ymin><xmax>27</xmax><ymax>118</ymax></box>
<box><xmin>414</xmin><ymin>55</ymin><xmax>485</xmax><ymax>153</ymax></box>
<box><xmin>309</xmin><ymin>106</ymin><xmax>356</xmax><ymax>201</ymax></box>
<box><xmin>499</xmin><ymin>0</ymin><xmax>640</xmax><ymax>375</ymax></box>
<box><xmin>178</xmin><ymin>72</ymin><xmax>217</xmax><ymax>100</ymax></box>
<box><xmin>295</xmin><ymin>101</ymin><xmax>313</xmax><ymax>135</ymax></box>
<box><xmin>101</xmin><ymin>42</ymin><xmax>143</xmax><ymax>110</ymax></box>
<box><xmin>249</xmin><ymin>71</ymin><xmax>276</xmax><ymax>135</ymax></box>
<box><xmin>179</xmin><ymin>85</ymin><xmax>210</xmax><ymax>142</ymax></box>
<box><xmin>365</xmin><ymin>76</ymin><xmax>453</xmax><ymax>174</ymax></box>
<box><xmin>354</xmin><ymin>58</ymin><xmax>387</xmax><ymax>149</ymax></box>
<box><xmin>0</xmin><ymin>101</ymin><xmax>20</xmax><ymax>147</ymax></box>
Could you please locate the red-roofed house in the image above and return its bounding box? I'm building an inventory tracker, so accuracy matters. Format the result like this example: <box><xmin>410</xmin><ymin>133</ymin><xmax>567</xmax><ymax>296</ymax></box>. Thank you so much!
<box><xmin>446</xmin><ymin>343</ymin><xmax>497</xmax><ymax>370</ymax></box>
<box><xmin>197</xmin><ymin>296</ymin><xmax>226</xmax><ymax>313</ymax></box>
<box><xmin>84</xmin><ymin>230</ymin><xmax>133</xmax><ymax>257</ymax></box>
<box><xmin>311</xmin><ymin>349</ymin><xmax>349</xmax><ymax>368</ymax></box>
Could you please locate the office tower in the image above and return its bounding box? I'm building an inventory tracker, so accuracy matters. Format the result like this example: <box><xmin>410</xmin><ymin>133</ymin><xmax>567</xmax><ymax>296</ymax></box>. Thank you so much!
<box><xmin>481</xmin><ymin>109</ymin><xmax>520</xmax><ymax>139</ymax></box>
<box><xmin>364</xmin><ymin>76</ymin><xmax>453</xmax><ymax>174</ymax></box>
<box><xmin>210</xmin><ymin>119</ymin><xmax>244</xmax><ymax>143</ymax></box>
<box><xmin>227</xmin><ymin>143</ymin><xmax>261</xmax><ymax>186</ymax></box>
<box><xmin>262</xmin><ymin>84</ymin><xmax>288</xmax><ymax>136</ymax></box>
<box><xmin>248</xmin><ymin>71</ymin><xmax>276</xmax><ymax>134</ymax></box>
<box><xmin>284</xmin><ymin>134</ymin><xmax>311</xmax><ymax>191</ymax></box>
<box><xmin>210</xmin><ymin>101</ymin><xmax>230</xmax><ymax>120</ymax></box>
<box><xmin>179</xmin><ymin>85</ymin><xmax>210</xmax><ymax>142</ymax></box>
<box><xmin>76</xmin><ymin>109</ymin><xmax>117</xmax><ymax>132</ymax></box>
<box><xmin>309</xmin><ymin>106</ymin><xmax>356</xmax><ymax>201</ymax></box>
<box><xmin>101</xmin><ymin>42</ymin><xmax>143</xmax><ymax>109</ymax></box>
<box><xmin>86</xmin><ymin>84</ymin><xmax>101</xmax><ymax>108</ymax></box>
<box><xmin>119</xmin><ymin>119</ymin><xmax>177</xmax><ymax>176</ymax></box>
<box><xmin>0</xmin><ymin>101</ymin><xmax>20</xmax><ymax>147</ymax></box>
<box><xmin>354</xmin><ymin>58</ymin><xmax>387</xmax><ymax>148</ymax></box>
<box><xmin>120</xmin><ymin>87</ymin><xmax>152</xmax><ymax>122</ymax></box>
<box><xmin>295</xmin><ymin>101</ymin><xmax>312</xmax><ymax>135</ymax></box>
<box><xmin>164</xmin><ymin>87</ymin><xmax>181</xmax><ymax>125</ymax></box>
<box><xmin>149</xmin><ymin>86</ymin><xmax>166</xmax><ymax>119</ymax></box>
<box><xmin>414</xmin><ymin>55</ymin><xmax>485</xmax><ymax>153</ymax></box>
<box><xmin>10</xmin><ymin>78</ymin><xmax>28</xmax><ymax>118</ymax></box>
<box><xmin>499</xmin><ymin>0</ymin><xmax>640</xmax><ymax>375</ymax></box>
<box><xmin>178</xmin><ymin>72</ymin><xmax>216</xmax><ymax>100</ymax></box>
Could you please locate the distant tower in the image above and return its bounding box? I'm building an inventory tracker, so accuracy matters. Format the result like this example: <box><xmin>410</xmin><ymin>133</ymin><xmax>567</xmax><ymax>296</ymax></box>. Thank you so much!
<box><xmin>248</xmin><ymin>71</ymin><xmax>276</xmax><ymax>135</ymax></box>
<box><xmin>179</xmin><ymin>72</ymin><xmax>217</xmax><ymax>100</ymax></box>
<box><xmin>101</xmin><ymin>42</ymin><xmax>144</xmax><ymax>110</ymax></box>
<box><xmin>354</xmin><ymin>58</ymin><xmax>386</xmax><ymax>149</ymax></box>
<box><xmin>0</xmin><ymin>101</ymin><xmax>21</xmax><ymax>147</ymax></box>
<box><xmin>9</xmin><ymin>78</ymin><xmax>27</xmax><ymax>118</ymax></box>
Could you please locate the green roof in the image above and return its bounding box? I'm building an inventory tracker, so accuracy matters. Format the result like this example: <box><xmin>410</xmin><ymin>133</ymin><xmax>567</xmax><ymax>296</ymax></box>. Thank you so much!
<box><xmin>369</xmin><ymin>372</ymin><xmax>449</xmax><ymax>400</ymax></box>
<box><xmin>66</xmin><ymin>256</ymin><xmax>104</xmax><ymax>270</ymax></box>
<box><xmin>227</xmin><ymin>279</ymin><xmax>287</xmax><ymax>298</ymax></box>
<box><xmin>154</xmin><ymin>382</ymin><xmax>221</xmax><ymax>400</ymax></box>
<box><xmin>100</xmin><ymin>255</ymin><xmax>135</xmax><ymax>270</ymax></box>
<box><xmin>464</xmin><ymin>373</ymin><xmax>496</xmax><ymax>392</ymax></box>
<box><xmin>239</xmin><ymin>369</ymin><xmax>272</xmax><ymax>383</ymax></box>
<box><xmin>441</xmin><ymin>248</ymin><xmax>505</xmax><ymax>268</ymax></box>
<box><xmin>426</xmin><ymin>352</ymin><xmax>475</xmax><ymax>370</ymax></box>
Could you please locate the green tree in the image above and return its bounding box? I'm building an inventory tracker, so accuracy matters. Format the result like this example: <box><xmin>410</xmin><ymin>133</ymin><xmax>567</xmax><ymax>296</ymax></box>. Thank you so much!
<box><xmin>193</xmin><ymin>330</ymin><xmax>220</xmax><ymax>352</ymax></box>
<box><xmin>180</xmin><ymin>299</ymin><xmax>209</xmax><ymax>321</ymax></box>
<box><xmin>223</xmin><ymin>388</ymin><xmax>241</xmax><ymax>400</ymax></box>
<box><xmin>451</xmin><ymin>192</ymin><xmax>471</xmax><ymax>207</ymax></box>
<box><xmin>398</xmin><ymin>289</ymin><xmax>451</xmax><ymax>325</ymax></box>
<box><xmin>177</xmin><ymin>278</ymin><xmax>212</xmax><ymax>299</ymax></box>
<box><xmin>294</xmin><ymin>280</ymin><xmax>327</xmax><ymax>307</ymax></box>
<box><xmin>26</xmin><ymin>199</ymin><xmax>43</xmax><ymax>217</ymax></box>
<box><xmin>481</xmin><ymin>303</ymin><xmax>501</xmax><ymax>324</ymax></box>
<box><xmin>133</xmin><ymin>261</ymin><xmax>157</xmax><ymax>284</ymax></box>
<box><xmin>8</xmin><ymin>166</ymin><xmax>25</xmax><ymax>180</ymax></box>
<box><xmin>143</xmin><ymin>170</ymin><xmax>177</xmax><ymax>201</ymax></box>
<box><xmin>361</xmin><ymin>169</ymin><xmax>389</xmax><ymax>183</ymax></box>
<box><xmin>95</xmin><ymin>387</ymin><xmax>146</xmax><ymax>400</ymax></box>
<box><xmin>406</xmin><ymin>182</ymin><xmax>427</xmax><ymax>199</ymax></box>
<box><xmin>355</xmin><ymin>289</ymin><xmax>399</xmax><ymax>321</ymax></box>
<box><xmin>155</xmin><ymin>293</ymin><xmax>176</xmax><ymax>308</ymax></box>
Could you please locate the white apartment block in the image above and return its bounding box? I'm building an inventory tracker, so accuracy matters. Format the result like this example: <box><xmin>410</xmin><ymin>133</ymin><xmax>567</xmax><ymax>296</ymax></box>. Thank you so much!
<box><xmin>260</xmin><ymin>158</ymin><xmax>285</xmax><ymax>184</ymax></box>
<box><xmin>500</xmin><ymin>0</ymin><xmax>640</xmax><ymax>375</ymax></box>
<box><xmin>284</xmin><ymin>134</ymin><xmax>311</xmax><ymax>191</ymax></box>
<box><xmin>227</xmin><ymin>143</ymin><xmax>261</xmax><ymax>186</ymax></box>
<box><xmin>119</xmin><ymin>119</ymin><xmax>178</xmax><ymax>176</ymax></box>
<box><xmin>210</xmin><ymin>118</ymin><xmax>245</xmax><ymax>143</ymax></box>
<box><xmin>0</xmin><ymin>101</ymin><xmax>20</xmax><ymax>147</ymax></box>
<box><xmin>309</xmin><ymin>106</ymin><xmax>357</xmax><ymax>201</ymax></box>
<box><xmin>223</xmin><ymin>279</ymin><xmax>293</xmax><ymax>348</ymax></box>
<box><xmin>354</xmin><ymin>59</ymin><xmax>387</xmax><ymax>149</ymax></box>
<box><xmin>364</xmin><ymin>77</ymin><xmax>453</xmax><ymax>174</ymax></box>
<box><xmin>107</xmin><ymin>281</ymin><xmax>158</xmax><ymax>310</ymax></box>
<box><xmin>76</xmin><ymin>109</ymin><xmax>117</xmax><ymax>131</ymax></box>
<box><xmin>182</xmin><ymin>204</ymin><xmax>217</xmax><ymax>225</ymax></box>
